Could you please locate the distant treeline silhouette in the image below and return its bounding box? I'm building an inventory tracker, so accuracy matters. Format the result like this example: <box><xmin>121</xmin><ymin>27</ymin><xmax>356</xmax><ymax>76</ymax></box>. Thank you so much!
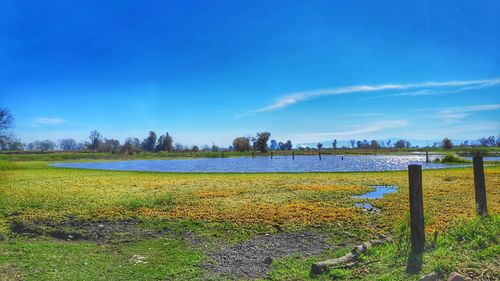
<box><xmin>0</xmin><ymin>107</ymin><xmax>499</xmax><ymax>152</ymax></box>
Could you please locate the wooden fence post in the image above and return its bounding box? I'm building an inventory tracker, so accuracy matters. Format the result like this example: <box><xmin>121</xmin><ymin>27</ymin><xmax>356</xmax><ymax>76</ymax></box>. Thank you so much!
<box><xmin>318</xmin><ymin>151</ymin><xmax>322</xmax><ymax>160</ymax></box>
<box><xmin>425</xmin><ymin>151</ymin><xmax>429</xmax><ymax>163</ymax></box>
<box><xmin>271</xmin><ymin>152</ymin><xmax>273</xmax><ymax>159</ymax></box>
<box><xmin>473</xmin><ymin>156</ymin><xmax>488</xmax><ymax>216</ymax></box>
<box><xmin>292</xmin><ymin>151</ymin><xmax>295</xmax><ymax>160</ymax></box>
<box><xmin>408</xmin><ymin>164</ymin><xmax>425</xmax><ymax>253</ymax></box>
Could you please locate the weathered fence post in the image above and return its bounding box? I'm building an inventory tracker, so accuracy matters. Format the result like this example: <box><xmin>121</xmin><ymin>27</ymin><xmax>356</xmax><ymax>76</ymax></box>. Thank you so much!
<box><xmin>408</xmin><ymin>164</ymin><xmax>425</xmax><ymax>253</ymax></box>
<box><xmin>271</xmin><ymin>151</ymin><xmax>273</xmax><ymax>159</ymax></box>
<box><xmin>318</xmin><ymin>151</ymin><xmax>322</xmax><ymax>160</ymax></box>
<box><xmin>292</xmin><ymin>151</ymin><xmax>295</xmax><ymax>160</ymax></box>
<box><xmin>473</xmin><ymin>156</ymin><xmax>488</xmax><ymax>216</ymax></box>
<box><xmin>425</xmin><ymin>151</ymin><xmax>429</xmax><ymax>163</ymax></box>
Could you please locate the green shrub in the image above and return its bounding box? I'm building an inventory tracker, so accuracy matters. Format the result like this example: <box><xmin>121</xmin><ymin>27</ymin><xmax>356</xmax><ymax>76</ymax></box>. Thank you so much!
<box><xmin>438</xmin><ymin>153</ymin><xmax>467</xmax><ymax>163</ymax></box>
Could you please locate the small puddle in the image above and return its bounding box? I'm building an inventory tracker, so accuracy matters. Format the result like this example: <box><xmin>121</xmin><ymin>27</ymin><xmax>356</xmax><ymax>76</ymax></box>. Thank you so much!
<box><xmin>353</xmin><ymin>185</ymin><xmax>397</xmax><ymax>213</ymax></box>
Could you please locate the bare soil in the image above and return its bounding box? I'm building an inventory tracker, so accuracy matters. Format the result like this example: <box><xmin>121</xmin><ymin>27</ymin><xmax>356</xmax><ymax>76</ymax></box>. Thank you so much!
<box><xmin>202</xmin><ymin>231</ymin><xmax>334</xmax><ymax>279</ymax></box>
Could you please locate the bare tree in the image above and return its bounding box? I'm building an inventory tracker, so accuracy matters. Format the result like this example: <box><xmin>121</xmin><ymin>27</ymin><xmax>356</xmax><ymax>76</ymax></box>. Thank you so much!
<box><xmin>349</xmin><ymin>140</ymin><xmax>356</xmax><ymax>149</ymax></box>
<box><xmin>87</xmin><ymin>130</ymin><xmax>103</xmax><ymax>151</ymax></box>
<box><xmin>0</xmin><ymin>107</ymin><xmax>14</xmax><ymax>146</ymax></box>
<box><xmin>58</xmin><ymin>138</ymin><xmax>78</xmax><ymax>151</ymax></box>
<box><xmin>103</xmin><ymin>139</ymin><xmax>121</xmax><ymax>153</ymax></box>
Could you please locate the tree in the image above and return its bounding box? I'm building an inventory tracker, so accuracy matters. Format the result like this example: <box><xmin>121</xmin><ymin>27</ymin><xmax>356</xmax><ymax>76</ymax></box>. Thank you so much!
<box><xmin>158</xmin><ymin>132</ymin><xmax>174</xmax><ymax>152</ymax></box>
<box><xmin>317</xmin><ymin>143</ymin><xmax>323</xmax><ymax>150</ymax></box>
<box><xmin>87</xmin><ymin>130</ymin><xmax>103</xmax><ymax>151</ymax></box>
<box><xmin>356</xmin><ymin>140</ymin><xmax>369</xmax><ymax>149</ymax></box>
<box><xmin>7</xmin><ymin>138</ymin><xmax>24</xmax><ymax>151</ymax></box>
<box><xmin>394</xmin><ymin>139</ymin><xmax>410</xmax><ymax>149</ymax></box>
<box><xmin>370</xmin><ymin>140</ymin><xmax>380</xmax><ymax>149</ymax></box>
<box><xmin>478</xmin><ymin>136</ymin><xmax>495</xmax><ymax>147</ymax></box>
<box><xmin>0</xmin><ymin>107</ymin><xmax>14</xmax><ymax>146</ymax></box>
<box><xmin>142</xmin><ymin>131</ymin><xmax>157</xmax><ymax>152</ymax></box>
<box><xmin>232</xmin><ymin>137</ymin><xmax>251</xmax><ymax>152</ymax></box>
<box><xmin>58</xmin><ymin>138</ymin><xmax>77</xmax><ymax>151</ymax></box>
<box><xmin>270</xmin><ymin>139</ymin><xmax>278</xmax><ymax>150</ymax></box>
<box><xmin>255</xmin><ymin>132</ymin><xmax>271</xmax><ymax>153</ymax></box>
<box><xmin>285</xmin><ymin>140</ymin><xmax>292</xmax><ymax>150</ymax></box>
<box><xmin>103</xmin><ymin>139</ymin><xmax>121</xmax><ymax>153</ymax></box>
<box><xmin>155</xmin><ymin>135</ymin><xmax>165</xmax><ymax>152</ymax></box>
<box><xmin>386</xmin><ymin>140</ymin><xmax>392</xmax><ymax>148</ymax></box>
<box><xmin>122</xmin><ymin>137</ymin><xmax>141</xmax><ymax>154</ymax></box>
<box><xmin>349</xmin><ymin>140</ymin><xmax>356</xmax><ymax>149</ymax></box>
<box><xmin>379</xmin><ymin>140</ymin><xmax>386</xmax><ymax>148</ymax></box>
<box><xmin>278</xmin><ymin>142</ymin><xmax>285</xmax><ymax>150</ymax></box>
<box><xmin>441</xmin><ymin>138</ymin><xmax>453</xmax><ymax>150</ymax></box>
<box><xmin>191</xmin><ymin>145</ymin><xmax>199</xmax><ymax>152</ymax></box>
<box><xmin>39</xmin><ymin>140</ymin><xmax>56</xmax><ymax>151</ymax></box>
<box><xmin>211</xmin><ymin>143</ymin><xmax>218</xmax><ymax>152</ymax></box>
<box><xmin>174</xmin><ymin>142</ymin><xmax>184</xmax><ymax>152</ymax></box>
<box><xmin>332</xmin><ymin>139</ymin><xmax>337</xmax><ymax>150</ymax></box>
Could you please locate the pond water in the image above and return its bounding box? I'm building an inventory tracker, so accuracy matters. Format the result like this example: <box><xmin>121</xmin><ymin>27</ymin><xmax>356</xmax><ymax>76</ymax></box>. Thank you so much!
<box><xmin>50</xmin><ymin>155</ymin><xmax>466</xmax><ymax>173</ymax></box>
<box><xmin>353</xmin><ymin>185</ymin><xmax>398</xmax><ymax>199</ymax></box>
<box><xmin>354</xmin><ymin>185</ymin><xmax>398</xmax><ymax>212</ymax></box>
<box><xmin>463</xmin><ymin>156</ymin><xmax>500</xmax><ymax>162</ymax></box>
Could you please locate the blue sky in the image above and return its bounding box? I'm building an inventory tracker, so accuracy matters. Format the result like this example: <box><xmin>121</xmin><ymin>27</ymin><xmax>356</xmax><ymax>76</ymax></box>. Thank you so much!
<box><xmin>1</xmin><ymin>0</ymin><xmax>499</xmax><ymax>146</ymax></box>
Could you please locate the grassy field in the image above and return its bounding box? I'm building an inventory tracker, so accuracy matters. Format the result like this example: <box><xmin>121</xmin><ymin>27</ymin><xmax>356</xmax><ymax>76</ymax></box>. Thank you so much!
<box><xmin>0</xmin><ymin>159</ymin><xmax>498</xmax><ymax>280</ymax></box>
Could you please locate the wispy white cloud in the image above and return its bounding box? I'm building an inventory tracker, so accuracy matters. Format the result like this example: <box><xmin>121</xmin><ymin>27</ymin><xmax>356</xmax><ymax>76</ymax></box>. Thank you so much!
<box><xmin>365</xmin><ymin>79</ymin><xmax>500</xmax><ymax>100</ymax></box>
<box><xmin>293</xmin><ymin>120</ymin><xmax>409</xmax><ymax>142</ymax></box>
<box><xmin>34</xmin><ymin>117</ymin><xmax>66</xmax><ymax>126</ymax></box>
<box><xmin>437</xmin><ymin>104</ymin><xmax>500</xmax><ymax>123</ymax></box>
<box><xmin>242</xmin><ymin>78</ymin><xmax>500</xmax><ymax>115</ymax></box>
<box><xmin>254</xmin><ymin>84</ymin><xmax>404</xmax><ymax>113</ymax></box>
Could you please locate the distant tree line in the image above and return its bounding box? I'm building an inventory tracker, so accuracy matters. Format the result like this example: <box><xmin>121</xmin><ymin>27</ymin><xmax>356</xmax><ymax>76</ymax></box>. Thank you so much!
<box><xmin>1</xmin><ymin>107</ymin><xmax>499</xmax><ymax>152</ymax></box>
<box><xmin>232</xmin><ymin>132</ymin><xmax>293</xmax><ymax>153</ymax></box>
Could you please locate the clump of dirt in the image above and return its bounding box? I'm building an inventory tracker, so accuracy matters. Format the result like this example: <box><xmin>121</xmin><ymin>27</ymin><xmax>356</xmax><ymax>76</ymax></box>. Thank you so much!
<box><xmin>10</xmin><ymin>219</ymin><xmax>169</xmax><ymax>243</ymax></box>
<box><xmin>202</xmin><ymin>231</ymin><xmax>333</xmax><ymax>279</ymax></box>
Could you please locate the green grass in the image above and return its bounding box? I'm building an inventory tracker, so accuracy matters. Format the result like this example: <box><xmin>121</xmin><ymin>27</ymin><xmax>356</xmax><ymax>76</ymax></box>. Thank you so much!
<box><xmin>263</xmin><ymin>215</ymin><xmax>500</xmax><ymax>280</ymax></box>
<box><xmin>0</xmin><ymin>237</ymin><xmax>203</xmax><ymax>281</ymax></box>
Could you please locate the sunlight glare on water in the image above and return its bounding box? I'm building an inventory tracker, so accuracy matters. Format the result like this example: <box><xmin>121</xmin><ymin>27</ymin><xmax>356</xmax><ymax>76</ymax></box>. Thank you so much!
<box><xmin>50</xmin><ymin>155</ymin><xmax>467</xmax><ymax>173</ymax></box>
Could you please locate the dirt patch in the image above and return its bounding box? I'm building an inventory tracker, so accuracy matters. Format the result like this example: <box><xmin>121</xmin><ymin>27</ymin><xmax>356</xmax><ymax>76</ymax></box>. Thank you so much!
<box><xmin>10</xmin><ymin>219</ymin><xmax>169</xmax><ymax>243</ymax></box>
<box><xmin>0</xmin><ymin>264</ymin><xmax>23</xmax><ymax>281</ymax></box>
<box><xmin>202</xmin><ymin>231</ymin><xmax>332</xmax><ymax>279</ymax></box>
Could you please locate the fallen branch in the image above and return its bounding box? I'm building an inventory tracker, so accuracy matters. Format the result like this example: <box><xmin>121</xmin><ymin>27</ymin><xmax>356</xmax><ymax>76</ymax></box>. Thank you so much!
<box><xmin>330</xmin><ymin>259</ymin><xmax>380</xmax><ymax>270</ymax></box>
<box><xmin>310</xmin><ymin>236</ymin><xmax>391</xmax><ymax>276</ymax></box>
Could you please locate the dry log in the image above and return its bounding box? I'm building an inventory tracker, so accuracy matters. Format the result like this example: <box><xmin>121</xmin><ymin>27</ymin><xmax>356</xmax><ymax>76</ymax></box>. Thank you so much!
<box><xmin>310</xmin><ymin>236</ymin><xmax>391</xmax><ymax>276</ymax></box>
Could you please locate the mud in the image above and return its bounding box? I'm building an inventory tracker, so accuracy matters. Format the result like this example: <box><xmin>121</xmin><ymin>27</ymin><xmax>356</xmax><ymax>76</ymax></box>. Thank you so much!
<box><xmin>10</xmin><ymin>219</ymin><xmax>169</xmax><ymax>243</ymax></box>
<box><xmin>202</xmin><ymin>231</ymin><xmax>333</xmax><ymax>279</ymax></box>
